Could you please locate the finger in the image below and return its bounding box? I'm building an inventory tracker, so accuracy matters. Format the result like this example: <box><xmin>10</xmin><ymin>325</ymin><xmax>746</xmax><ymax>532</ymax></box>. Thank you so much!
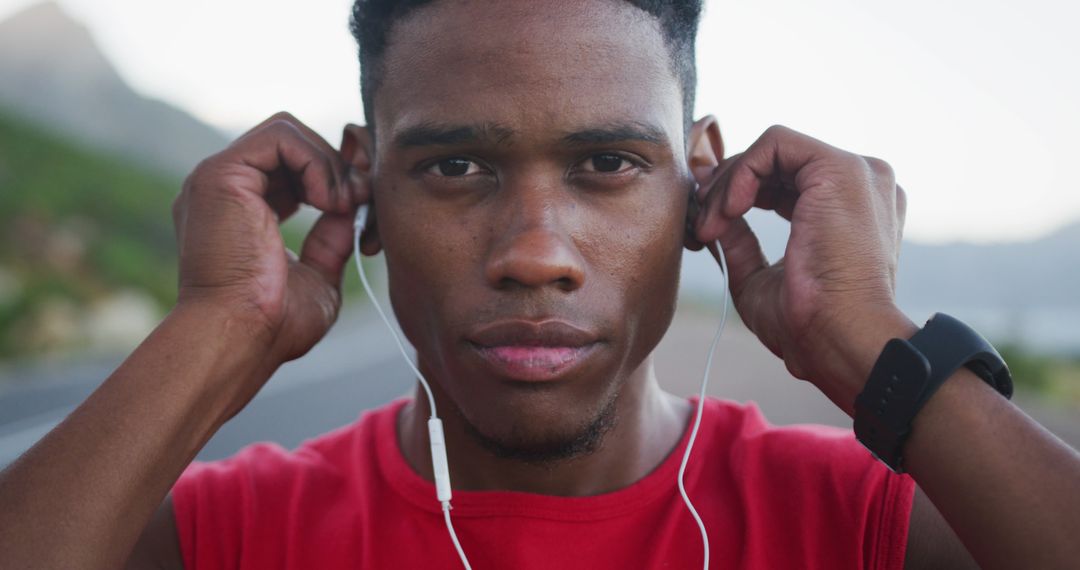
<box><xmin>299</xmin><ymin>211</ymin><xmax>357</xmax><ymax>288</ymax></box>
<box><xmin>240</xmin><ymin>112</ymin><xmax>344</xmax><ymax>173</ymax></box>
<box><xmin>226</xmin><ymin>113</ymin><xmax>353</xmax><ymax>215</ymax></box>
<box><xmin>894</xmin><ymin>183</ymin><xmax>907</xmax><ymax>273</ymax></box>
<box><xmin>703</xmin><ymin>214</ymin><xmax>770</xmax><ymax>303</ymax></box>
<box><xmin>749</xmin><ymin>183</ymin><xmax>797</xmax><ymax>221</ymax></box>
<box><xmin>895</xmin><ymin>183</ymin><xmax>907</xmax><ymax>242</ymax></box>
<box><xmin>696</xmin><ymin>126</ymin><xmax>841</xmax><ymax>237</ymax></box>
<box><xmin>724</xmin><ymin>126</ymin><xmax>829</xmax><ymax>217</ymax></box>
<box><xmin>710</xmin><ymin>153</ymin><xmax>790</xmax><ymax>217</ymax></box>
<box><xmin>282</xmin><ymin>117</ymin><xmax>364</xmax><ymax>207</ymax></box>
<box><xmin>171</xmin><ymin>192</ymin><xmax>187</xmax><ymax>254</ymax></box>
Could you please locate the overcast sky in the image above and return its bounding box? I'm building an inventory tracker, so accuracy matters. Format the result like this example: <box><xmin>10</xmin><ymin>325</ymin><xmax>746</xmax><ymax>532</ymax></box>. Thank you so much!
<box><xmin>2</xmin><ymin>0</ymin><xmax>1078</xmax><ymax>245</ymax></box>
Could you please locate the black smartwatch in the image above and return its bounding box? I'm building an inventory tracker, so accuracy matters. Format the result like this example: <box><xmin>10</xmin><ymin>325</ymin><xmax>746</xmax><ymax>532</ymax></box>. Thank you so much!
<box><xmin>853</xmin><ymin>313</ymin><xmax>1013</xmax><ymax>473</ymax></box>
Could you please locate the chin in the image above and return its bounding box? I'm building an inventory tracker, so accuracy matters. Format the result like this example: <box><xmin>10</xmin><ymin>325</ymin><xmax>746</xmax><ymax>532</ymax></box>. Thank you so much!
<box><xmin>457</xmin><ymin>382</ymin><xmax>621</xmax><ymax>465</ymax></box>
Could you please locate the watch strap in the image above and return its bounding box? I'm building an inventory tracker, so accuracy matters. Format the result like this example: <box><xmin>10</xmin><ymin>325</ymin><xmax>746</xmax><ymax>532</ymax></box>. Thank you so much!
<box><xmin>907</xmin><ymin>313</ymin><xmax>1013</xmax><ymax>403</ymax></box>
<box><xmin>854</xmin><ymin>338</ymin><xmax>931</xmax><ymax>471</ymax></box>
<box><xmin>854</xmin><ymin>312</ymin><xmax>1013</xmax><ymax>472</ymax></box>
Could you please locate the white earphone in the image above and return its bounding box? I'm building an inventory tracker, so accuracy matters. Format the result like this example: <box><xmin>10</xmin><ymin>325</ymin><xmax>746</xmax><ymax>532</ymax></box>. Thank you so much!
<box><xmin>353</xmin><ymin>200</ymin><xmax>729</xmax><ymax>570</ymax></box>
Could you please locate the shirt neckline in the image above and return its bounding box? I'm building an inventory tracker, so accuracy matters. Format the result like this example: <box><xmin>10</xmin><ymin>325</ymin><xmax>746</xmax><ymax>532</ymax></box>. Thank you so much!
<box><xmin>374</xmin><ymin>396</ymin><xmax>706</xmax><ymax>521</ymax></box>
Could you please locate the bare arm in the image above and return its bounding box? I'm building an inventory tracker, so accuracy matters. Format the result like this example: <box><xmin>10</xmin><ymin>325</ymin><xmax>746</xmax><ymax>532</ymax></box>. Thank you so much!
<box><xmin>819</xmin><ymin>274</ymin><xmax>1080</xmax><ymax>570</ymax></box>
<box><xmin>839</xmin><ymin>316</ymin><xmax>1080</xmax><ymax>570</ymax></box>
<box><xmin>903</xmin><ymin>365</ymin><xmax>1080</xmax><ymax>568</ymax></box>
<box><xmin>126</xmin><ymin>496</ymin><xmax>183</xmax><ymax>570</ymax></box>
<box><xmin>0</xmin><ymin>112</ymin><xmax>368</xmax><ymax>570</ymax></box>
<box><xmin>0</xmin><ymin>303</ymin><xmax>268</xmax><ymax>569</ymax></box>
<box><xmin>692</xmin><ymin>124</ymin><xmax>1080</xmax><ymax>570</ymax></box>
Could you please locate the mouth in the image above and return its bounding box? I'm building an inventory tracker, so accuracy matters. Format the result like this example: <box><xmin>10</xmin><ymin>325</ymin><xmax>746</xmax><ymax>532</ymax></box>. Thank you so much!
<box><xmin>467</xmin><ymin>320</ymin><xmax>602</xmax><ymax>382</ymax></box>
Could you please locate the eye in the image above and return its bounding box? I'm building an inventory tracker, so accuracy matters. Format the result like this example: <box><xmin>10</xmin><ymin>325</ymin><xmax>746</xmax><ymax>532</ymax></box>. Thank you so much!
<box><xmin>581</xmin><ymin>153</ymin><xmax>636</xmax><ymax>174</ymax></box>
<box><xmin>426</xmin><ymin>158</ymin><xmax>484</xmax><ymax>177</ymax></box>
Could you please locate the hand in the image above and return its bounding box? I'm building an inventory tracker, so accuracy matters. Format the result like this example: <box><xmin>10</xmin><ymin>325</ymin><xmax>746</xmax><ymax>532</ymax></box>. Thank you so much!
<box><xmin>693</xmin><ymin>125</ymin><xmax>915</xmax><ymax>412</ymax></box>
<box><xmin>172</xmin><ymin>112</ymin><xmax>369</xmax><ymax>373</ymax></box>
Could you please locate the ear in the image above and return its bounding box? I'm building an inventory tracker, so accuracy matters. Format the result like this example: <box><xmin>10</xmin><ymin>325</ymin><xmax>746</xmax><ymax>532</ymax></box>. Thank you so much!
<box><xmin>340</xmin><ymin>123</ymin><xmax>382</xmax><ymax>255</ymax></box>
<box><xmin>684</xmin><ymin>115</ymin><xmax>724</xmax><ymax>251</ymax></box>
<box><xmin>687</xmin><ymin>114</ymin><xmax>724</xmax><ymax>192</ymax></box>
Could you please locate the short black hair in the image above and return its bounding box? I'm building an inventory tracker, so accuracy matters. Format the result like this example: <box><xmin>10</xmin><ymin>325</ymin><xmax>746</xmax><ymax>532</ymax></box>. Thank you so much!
<box><xmin>349</xmin><ymin>0</ymin><xmax>703</xmax><ymax>137</ymax></box>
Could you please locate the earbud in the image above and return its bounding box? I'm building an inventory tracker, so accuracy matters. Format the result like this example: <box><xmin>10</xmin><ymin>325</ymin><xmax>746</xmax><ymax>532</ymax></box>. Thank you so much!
<box><xmin>354</xmin><ymin>204</ymin><xmax>369</xmax><ymax>233</ymax></box>
<box><xmin>684</xmin><ymin>183</ymin><xmax>709</xmax><ymax>252</ymax></box>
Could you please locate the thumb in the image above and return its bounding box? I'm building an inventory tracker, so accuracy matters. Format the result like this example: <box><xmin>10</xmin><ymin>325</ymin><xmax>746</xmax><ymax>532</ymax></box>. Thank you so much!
<box><xmin>699</xmin><ymin>214</ymin><xmax>769</xmax><ymax>303</ymax></box>
<box><xmin>706</xmin><ymin>217</ymin><xmax>787</xmax><ymax>361</ymax></box>
<box><xmin>299</xmin><ymin>211</ymin><xmax>357</xmax><ymax>289</ymax></box>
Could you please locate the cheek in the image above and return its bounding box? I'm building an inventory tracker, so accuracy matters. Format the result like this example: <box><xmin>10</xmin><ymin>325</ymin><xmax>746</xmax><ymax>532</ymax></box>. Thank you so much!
<box><xmin>599</xmin><ymin>183</ymin><xmax>685</xmax><ymax>285</ymax></box>
<box><xmin>377</xmin><ymin>192</ymin><xmax>472</xmax><ymax>358</ymax></box>
<box><xmin>583</xmin><ymin>187</ymin><xmax>686</xmax><ymax>344</ymax></box>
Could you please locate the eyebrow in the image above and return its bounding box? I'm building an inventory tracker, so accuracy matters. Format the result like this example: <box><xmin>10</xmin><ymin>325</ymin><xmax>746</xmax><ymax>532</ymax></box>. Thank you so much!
<box><xmin>561</xmin><ymin>121</ymin><xmax>669</xmax><ymax>146</ymax></box>
<box><xmin>391</xmin><ymin>119</ymin><xmax>670</xmax><ymax>149</ymax></box>
<box><xmin>393</xmin><ymin>121</ymin><xmax>515</xmax><ymax>148</ymax></box>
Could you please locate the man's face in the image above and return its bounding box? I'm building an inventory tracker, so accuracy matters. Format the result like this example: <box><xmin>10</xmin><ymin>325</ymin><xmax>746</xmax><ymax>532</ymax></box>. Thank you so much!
<box><xmin>369</xmin><ymin>0</ymin><xmax>692</xmax><ymax>457</ymax></box>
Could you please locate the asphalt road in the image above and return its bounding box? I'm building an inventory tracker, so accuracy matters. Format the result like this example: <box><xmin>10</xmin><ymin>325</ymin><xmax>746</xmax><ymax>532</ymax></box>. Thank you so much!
<box><xmin>0</xmin><ymin>309</ymin><xmax>412</xmax><ymax>467</ymax></box>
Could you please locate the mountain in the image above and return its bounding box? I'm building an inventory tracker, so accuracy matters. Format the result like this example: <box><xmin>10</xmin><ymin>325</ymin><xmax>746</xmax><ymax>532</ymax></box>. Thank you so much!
<box><xmin>680</xmin><ymin>211</ymin><xmax>1080</xmax><ymax>354</ymax></box>
<box><xmin>897</xmin><ymin>221</ymin><xmax>1080</xmax><ymax>310</ymax></box>
<box><xmin>895</xmin><ymin>222</ymin><xmax>1080</xmax><ymax>354</ymax></box>
<box><xmin>0</xmin><ymin>1</ymin><xmax>229</xmax><ymax>177</ymax></box>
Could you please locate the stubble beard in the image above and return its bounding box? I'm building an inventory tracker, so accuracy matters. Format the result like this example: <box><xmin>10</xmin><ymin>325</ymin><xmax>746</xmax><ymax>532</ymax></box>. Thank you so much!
<box><xmin>459</xmin><ymin>389</ymin><xmax>620</xmax><ymax>467</ymax></box>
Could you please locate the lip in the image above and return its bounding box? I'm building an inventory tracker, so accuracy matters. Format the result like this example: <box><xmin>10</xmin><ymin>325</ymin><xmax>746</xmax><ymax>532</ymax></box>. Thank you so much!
<box><xmin>467</xmin><ymin>320</ymin><xmax>602</xmax><ymax>382</ymax></box>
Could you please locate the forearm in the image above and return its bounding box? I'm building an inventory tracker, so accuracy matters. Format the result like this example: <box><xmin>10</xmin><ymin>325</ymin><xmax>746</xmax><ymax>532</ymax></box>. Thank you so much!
<box><xmin>904</xmin><ymin>367</ymin><xmax>1080</xmax><ymax>569</ymax></box>
<box><xmin>822</xmin><ymin>312</ymin><xmax>1080</xmax><ymax>570</ymax></box>
<box><xmin>0</xmin><ymin>303</ymin><xmax>271</xmax><ymax>570</ymax></box>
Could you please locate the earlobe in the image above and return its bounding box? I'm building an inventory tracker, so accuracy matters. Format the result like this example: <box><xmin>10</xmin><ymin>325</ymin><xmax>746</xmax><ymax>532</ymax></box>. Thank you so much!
<box><xmin>340</xmin><ymin>123</ymin><xmax>383</xmax><ymax>255</ymax></box>
<box><xmin>687</xmin><ymin>115</ymin><xmax>725</xmax><ymax>190</ymax></box>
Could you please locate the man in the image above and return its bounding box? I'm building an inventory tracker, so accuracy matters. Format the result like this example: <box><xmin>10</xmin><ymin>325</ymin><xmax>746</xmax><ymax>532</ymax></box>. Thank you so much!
<box><xmin>1</xmin><ymin>0</ymin><xmax>1077</xmax><ymax>568</ymax></box>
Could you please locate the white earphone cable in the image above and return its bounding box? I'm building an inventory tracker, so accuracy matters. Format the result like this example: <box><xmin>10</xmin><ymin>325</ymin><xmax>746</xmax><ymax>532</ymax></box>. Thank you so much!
<box><xmin>354</xmin><ymin>206</ymin><xmax>472</xmax><ymax>569</ymax></box>
<box><xmin>443</xmin><ymin>502</ymin><xmax>472</xmax><ymax>569</ymax></box>
<box><xmin>677</xmin><ymin>240</ymin><xmax>730</xmax><ymax>570</ymax></box>
<box><xmin>352</xmin><ymin>219</ymin><xmax>438</xmax><ymax>418</ymax></box>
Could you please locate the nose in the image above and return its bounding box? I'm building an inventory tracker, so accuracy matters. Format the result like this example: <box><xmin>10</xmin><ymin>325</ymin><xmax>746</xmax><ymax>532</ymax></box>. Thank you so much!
<box><xmin>484</xmin><ymin>202</ymin><xmax>586</xmax><ymax>292</ymax></box>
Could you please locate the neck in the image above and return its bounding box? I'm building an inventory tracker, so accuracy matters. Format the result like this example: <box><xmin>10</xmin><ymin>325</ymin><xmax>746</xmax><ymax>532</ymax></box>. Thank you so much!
<box><xmin>397</xmin><ymin>355</ymin><xmax>692</xmax><ymax>496</ymax></box>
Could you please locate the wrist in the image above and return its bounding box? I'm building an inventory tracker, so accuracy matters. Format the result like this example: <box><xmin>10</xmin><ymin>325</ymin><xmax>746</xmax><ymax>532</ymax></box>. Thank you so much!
<box><xmin>812</xmin><ymin>306</ymin><xmax>918</xmax><ymax>417</ymax></box>
<box><xmin>162</xmin><ymin>302</ymin><xmax>278</xmax><ymax>422</ymax></box>
<box><xmin>173</xmin><ymin>297</ymin><xmax>277</xmax><ymax>350</ymax></box>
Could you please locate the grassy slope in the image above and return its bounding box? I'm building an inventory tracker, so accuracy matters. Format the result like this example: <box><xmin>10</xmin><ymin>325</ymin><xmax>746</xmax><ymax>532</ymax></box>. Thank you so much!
<box><xmin>0</xmin><ymin>106</ymin><xmax>179</xmax><ymax>356</ymax></box>
<box><xmin>0</xmin><ymin>106</ymin><xmax>324</xmax><ymax>359</ymax></box>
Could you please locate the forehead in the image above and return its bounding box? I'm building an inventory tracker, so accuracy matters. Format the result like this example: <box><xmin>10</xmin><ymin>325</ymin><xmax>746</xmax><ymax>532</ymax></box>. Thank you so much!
<box><xmin>373</xmin><ymin>0</ymin><xmax>684</xmax><ymax>148</ymax></box>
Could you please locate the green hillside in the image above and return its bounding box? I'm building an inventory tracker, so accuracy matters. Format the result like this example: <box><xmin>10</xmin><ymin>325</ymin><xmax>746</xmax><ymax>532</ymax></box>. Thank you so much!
<box><xmin>0</xmin><ymin>107</ymin><xmax>330</xmax><ymax>360</ymax></box>
<box><xmin>0</xmin><ymin>106</ymin><xmax>179</xmax><ymax>358</ymax></box>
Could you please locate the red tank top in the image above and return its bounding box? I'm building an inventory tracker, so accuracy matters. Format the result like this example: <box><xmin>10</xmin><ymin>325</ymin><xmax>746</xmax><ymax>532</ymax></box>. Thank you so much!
<box><xmin>172</xmin><ymin>397</ymin><xmax>913</xmax><ymax>569</ymax></box>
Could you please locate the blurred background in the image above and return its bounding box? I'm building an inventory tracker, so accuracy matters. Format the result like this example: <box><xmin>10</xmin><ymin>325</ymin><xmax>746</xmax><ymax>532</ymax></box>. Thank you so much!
<box><xmin>0</xmin><ymin>0</ymin><xmax>1077</xmax><ymax>467</ymax></box>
